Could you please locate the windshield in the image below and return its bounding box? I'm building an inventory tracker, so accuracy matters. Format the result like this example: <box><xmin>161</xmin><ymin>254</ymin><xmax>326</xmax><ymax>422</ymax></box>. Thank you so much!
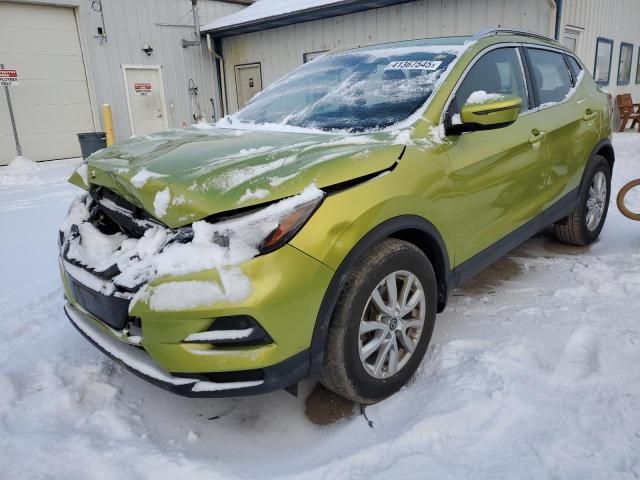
<box><xmin>234</xmin><ymin>42</ymin><xmax>463</xmax><ymax>132</ymax></box>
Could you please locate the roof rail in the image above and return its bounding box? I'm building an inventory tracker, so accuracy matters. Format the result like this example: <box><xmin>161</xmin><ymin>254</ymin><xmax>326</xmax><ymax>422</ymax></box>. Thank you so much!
<box><xmin>473</xmin><ymin>28</ymin><xmax>560</xmax><ymax>44</ymax></box>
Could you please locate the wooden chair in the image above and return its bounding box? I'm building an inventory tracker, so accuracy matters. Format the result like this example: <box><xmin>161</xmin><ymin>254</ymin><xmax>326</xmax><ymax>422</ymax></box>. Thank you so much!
<box><xmin>616</xmin><ymin>94</ymin><xmax>640</xmax><ymax>132</ymax></box>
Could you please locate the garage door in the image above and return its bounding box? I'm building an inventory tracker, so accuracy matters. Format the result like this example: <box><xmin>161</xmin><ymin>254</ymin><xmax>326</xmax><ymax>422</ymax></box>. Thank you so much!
<box><xmin>0</xmin><ymin>2</ymin><xmax>94</xmax><ymax>165</ymax></box>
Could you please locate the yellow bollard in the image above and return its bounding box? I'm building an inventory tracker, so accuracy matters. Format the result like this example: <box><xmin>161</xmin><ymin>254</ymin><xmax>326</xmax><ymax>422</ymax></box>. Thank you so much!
<box><xmin>101</xmin><ymin>104</ymin><xmax>115</xmax><ymax>146</ymax></box>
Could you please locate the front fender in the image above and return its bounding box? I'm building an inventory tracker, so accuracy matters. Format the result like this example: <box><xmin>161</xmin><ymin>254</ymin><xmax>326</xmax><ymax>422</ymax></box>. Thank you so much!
<box><xmin>290</xmin><ymin>145</ymin><xmax>456</xmax><ymax>375</ymax></box>
<box><xmin>290</xmin><ymin>144</ymin><xmax>455</xmax><ymax>269</ymax></box>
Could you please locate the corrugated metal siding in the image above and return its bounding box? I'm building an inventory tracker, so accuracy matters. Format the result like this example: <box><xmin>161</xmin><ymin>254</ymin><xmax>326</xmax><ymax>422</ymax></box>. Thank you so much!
<box><xmin>5</xmin><ymin>0</ymin><xmax>243</xmax><ymax>144</ymax></box>
<box><xmin>562</xmin><ymin>0</ymin><xmax>640</xmax><ymax>98</ymax></box>
<box><xmin>80</xmin><ymin>0</ymin><xmax>244</xmax><ymax>140</ymax></box>
<box><xmin>220</xmin><ymin>0</ymin><xmax>555</xmax><ymax>113</ymax></box>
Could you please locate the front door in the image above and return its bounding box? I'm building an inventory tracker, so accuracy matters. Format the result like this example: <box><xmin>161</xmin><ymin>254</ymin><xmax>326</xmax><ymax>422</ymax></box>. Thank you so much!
<box><xmin>235</xmin><ymin>63</ymin><xmax>262</xmax><ymax>109</ymax></box>
<box><xmin>123</xmin><ymin>66</ymin><xmax>168</xmax><ymax>135</ymax></box>
<box><xmin>444</xmin><ymin>47</ymin><xmax>549</xmax><ymax>265</ymax></box>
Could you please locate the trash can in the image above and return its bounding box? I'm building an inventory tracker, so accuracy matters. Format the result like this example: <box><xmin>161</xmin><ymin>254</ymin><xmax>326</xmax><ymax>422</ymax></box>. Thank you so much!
<box><xmin>77</xmin><ymin>132</ymin><xmax>107</xmax><ymax>159</ymax></box>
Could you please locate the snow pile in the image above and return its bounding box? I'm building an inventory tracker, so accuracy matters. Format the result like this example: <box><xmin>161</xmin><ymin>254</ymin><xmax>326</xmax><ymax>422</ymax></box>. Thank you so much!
<box><xmin>185</xmin><ymin>328</ymin><xmax>254</xmax><ymax>342</ymax></box>
<box><xmin>6</xmin><ymin>155</ymin><xmax>37</xmax><ymax>170</ymax></box>
<box><xmin>2</xmin><ymin>136</ymin><xmax>640</xmax><ymax>479</ymax></box>
<box><xmin>466</xmin><ymin>90</ymin><xmax>506</xmax><ymax>104</ymax></box>
<box><xmin>61</xmin><ymin>184</ymin><xmax>323</xmax><ymax>311</ymax></box>
<box><xmin>153</xmin><ymin>187</ymin><xmax>171</xmax><ymax>218</ymax></box>
<box><xmin>238</xmin><ymin>188</ymin><xmax>270</xmax><ymax>204</ymax></box>
<box><xmin>131</xmin><ymin>169</ymin><xmax>168</xmax><ymax>188</ymax></box>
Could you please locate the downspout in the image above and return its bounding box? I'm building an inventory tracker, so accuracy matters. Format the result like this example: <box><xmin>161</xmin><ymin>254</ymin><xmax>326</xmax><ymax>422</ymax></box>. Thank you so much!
<box><xmin>181</xmin><ymin>0</ymin><xmax>201</xmax><ymax>47</ymax></box>
<box><xmin>181</xmin><ymin>1</ymin><xmax>227</xmax><ymax>118</ymax></box>
<box><xmin>550</xmin><ymin>0</ymin><xmax>563</xmax><ymax>41</ymax></box>
<box><xmin>207</xmin><ymin>33</ymin><xmax>227</xmax><ymax>117</ymax></box>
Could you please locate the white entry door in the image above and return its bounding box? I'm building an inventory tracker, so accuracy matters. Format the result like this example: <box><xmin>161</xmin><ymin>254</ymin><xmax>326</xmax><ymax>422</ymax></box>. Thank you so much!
<box><xmin>122</xmin><ymin>66</ymin><xmax>168</xmax><ymax>135</ymax></box>
<box><xmin>234</xmin><ymin>63</ymin><xmax>262</xmax><ymax>109</ymax></box>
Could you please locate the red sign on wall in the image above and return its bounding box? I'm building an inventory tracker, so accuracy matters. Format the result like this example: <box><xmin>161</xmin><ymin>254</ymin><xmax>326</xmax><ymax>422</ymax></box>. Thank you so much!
<box><xmin>134</xmin><ymin>82</ymin><xmax>152</xmax><ymax>96</ymax></box>
<box><xmin>0</xmin><ymin>69</ymin><xmax>18</xmax><ymax>87</ymax></box>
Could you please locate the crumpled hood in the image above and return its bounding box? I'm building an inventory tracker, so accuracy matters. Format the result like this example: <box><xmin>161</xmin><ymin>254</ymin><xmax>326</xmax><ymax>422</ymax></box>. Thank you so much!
<box><xmin>71</xmin><ymin>126</ymin><xmax>404</xmax><ymax>228</ymax></box>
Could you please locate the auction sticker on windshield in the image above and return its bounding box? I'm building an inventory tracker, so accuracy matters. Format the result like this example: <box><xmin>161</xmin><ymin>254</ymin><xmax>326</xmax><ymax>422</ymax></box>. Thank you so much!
<box><xmin>384</xmin><ymin>60</ymin><xmax>443</xmax><ymax>71</ymax></box>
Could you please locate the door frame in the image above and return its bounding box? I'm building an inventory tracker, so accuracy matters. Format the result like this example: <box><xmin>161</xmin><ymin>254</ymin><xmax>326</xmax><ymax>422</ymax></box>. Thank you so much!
<box><xmin>234</xmin><ymin>62</ymin><xmax>263</xmax><ymax>110</ymax></box>
<box><xmin>121</xmin><ymin>64</ymin><xmax>169</xmax><ymax>135</ymax></box>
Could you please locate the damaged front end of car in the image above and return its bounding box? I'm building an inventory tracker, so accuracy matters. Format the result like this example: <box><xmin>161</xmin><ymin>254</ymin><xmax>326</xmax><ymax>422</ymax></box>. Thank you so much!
<box><xmin>59</xmin><ymin>184</ymin><xmax>334</xmax><ymax>397</ymax></box>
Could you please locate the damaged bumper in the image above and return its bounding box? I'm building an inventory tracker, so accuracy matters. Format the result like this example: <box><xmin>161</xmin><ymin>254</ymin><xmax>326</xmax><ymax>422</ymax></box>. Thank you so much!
<box><xmin>64</xmin><ymin>302</ymin><xmax>309</xmax><ymax>397</ymax></box>
<box><xmin>59</xmin><ymin>191</ymin><xmax>335</xmax><ymax>397</ymax></box>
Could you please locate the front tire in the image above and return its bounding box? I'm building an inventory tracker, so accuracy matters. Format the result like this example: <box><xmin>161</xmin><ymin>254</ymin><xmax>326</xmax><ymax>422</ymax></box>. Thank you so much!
<box><xmin>553</xmin><ymin>155</ymin><xmax>611</xmax><ymax>246</ymax></box>
<box><xmin>320</xmin><ymin>239</ymin><xmax>437</xmax><ymax>404</ymax></box>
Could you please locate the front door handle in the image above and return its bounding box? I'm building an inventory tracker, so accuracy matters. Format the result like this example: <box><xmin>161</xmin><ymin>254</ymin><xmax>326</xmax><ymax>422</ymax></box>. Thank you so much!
<box><xmin>583</xmin><ymin>108</ymin><xmax>597</xmax><ymax>121</ymax></box>
<box><xmin>529</xmin><ymin>129</ymin><xmax>546</xmax><ymax>144</ymax></box>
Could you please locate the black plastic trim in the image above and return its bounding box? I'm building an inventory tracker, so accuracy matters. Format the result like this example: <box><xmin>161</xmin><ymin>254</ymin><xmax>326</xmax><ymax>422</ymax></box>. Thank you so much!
<box><xmin>519</xmin><ymin>45</ymin><xmax>537</xmax><ymax>109</ymax></box>
<box><xmin>65</xmin><ymin>273</ymin><xmax>130</xmax><ymax>329</ymax></box>
<box><xmin>522</xmin><ymin>47</ymin><xmax>542</xmax><ymax>107</ymax></box>
<box><xmin>65</xmin><ymin>305</ymin><xmax>310</xmax><ymax>398</ymax></box>
<box><xmin>450</xmin><ymin>187</ymin><xmax>578</xmax><ymax>287</ymax></box>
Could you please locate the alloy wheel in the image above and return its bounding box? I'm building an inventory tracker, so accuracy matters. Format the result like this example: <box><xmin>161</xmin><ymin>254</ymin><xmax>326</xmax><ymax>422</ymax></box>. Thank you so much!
<box><xmin>586</xmin><ymin>171</ymin><xmax>607</xmax><ymax>231</ymax></box>
<box><xmin>358</xmin><ymin>270</ymin><xmax>426</xmax><ymax>379</ymax></box>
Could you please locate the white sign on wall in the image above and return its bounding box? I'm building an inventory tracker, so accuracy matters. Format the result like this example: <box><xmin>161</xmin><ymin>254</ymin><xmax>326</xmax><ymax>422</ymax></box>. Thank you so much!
<box><xmin>134</xmin><ymin>82</ymin><xmax>152</xmax><ymax>96</ymax></box>
<box><xmin>0</xmin><ymin>69</ymin><xmax>19</xmax><ymax>87</ymax></box>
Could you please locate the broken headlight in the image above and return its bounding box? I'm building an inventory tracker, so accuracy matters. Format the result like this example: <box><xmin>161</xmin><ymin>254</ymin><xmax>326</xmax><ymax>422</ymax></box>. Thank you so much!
<box><xmin>258</xmin><ymin>196</ymin><xmax>323</xmax><ymax>253</ymax></box>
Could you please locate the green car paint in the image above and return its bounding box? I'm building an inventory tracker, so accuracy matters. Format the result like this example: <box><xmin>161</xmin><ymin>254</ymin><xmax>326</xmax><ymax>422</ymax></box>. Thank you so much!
<box><xmin>61</xmin><ymin>31</ymin><xmax>612</xmax><ymax>395</ymax></box>
<box><xmin>69</xmin><ymin>128</ymin><xmax>404</xmax><ymax>228</ymax></box>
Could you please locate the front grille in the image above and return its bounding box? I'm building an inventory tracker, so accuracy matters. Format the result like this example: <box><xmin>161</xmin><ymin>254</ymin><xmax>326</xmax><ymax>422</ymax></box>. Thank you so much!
<box><xmin>90</xmin><ymin>187</ymin><xmax>162</xmax><ymax>237</ymax></box>
<box><xmin>66</xmin><ymin>272</ymin><xmax>130</xmax><ymax>329</ymax></box>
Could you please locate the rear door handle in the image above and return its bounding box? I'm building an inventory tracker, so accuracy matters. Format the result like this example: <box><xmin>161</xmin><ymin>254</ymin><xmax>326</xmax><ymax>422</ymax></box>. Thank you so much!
<box><xmin>583</xmin><ymin>108</ymin><xmax>597</xmax><ymax>121</ymax></box>
<box><xmin>529</xmin><ymin>129</ymin><xmax>546</xmax><ymax>144</ymax></box>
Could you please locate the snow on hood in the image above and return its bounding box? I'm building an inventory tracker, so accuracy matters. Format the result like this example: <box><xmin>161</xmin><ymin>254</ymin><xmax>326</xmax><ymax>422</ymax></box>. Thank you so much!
<box><xmin>70</xmin><ymin>127</ymin><xmax>403</xmax><ymax>228</ymax></box>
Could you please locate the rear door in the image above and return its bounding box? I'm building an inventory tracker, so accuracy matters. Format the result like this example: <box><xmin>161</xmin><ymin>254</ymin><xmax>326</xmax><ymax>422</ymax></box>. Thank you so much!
<box><xmin>444</xmin><ymin>46</ymin><xmax>549</xmax><ymax>265</ymax></box>
<box><xmin>523</xmin><ymin>47</ymin><xmax>601</xmax><ymax>206</ymax></box>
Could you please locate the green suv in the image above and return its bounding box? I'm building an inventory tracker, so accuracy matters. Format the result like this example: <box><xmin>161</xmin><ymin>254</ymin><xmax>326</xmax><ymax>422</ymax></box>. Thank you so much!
<box><xmin>60</xmin><ymin>29</ymin><xmax>614</xmax><ymax>403</ymax></box>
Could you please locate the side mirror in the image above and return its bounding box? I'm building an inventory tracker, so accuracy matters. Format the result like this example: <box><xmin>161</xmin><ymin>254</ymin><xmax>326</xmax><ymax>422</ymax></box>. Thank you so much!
<box><xmin>450</xmin><ymin>94</ymin><xmax>522</xmax><ymax>134</ymax></box>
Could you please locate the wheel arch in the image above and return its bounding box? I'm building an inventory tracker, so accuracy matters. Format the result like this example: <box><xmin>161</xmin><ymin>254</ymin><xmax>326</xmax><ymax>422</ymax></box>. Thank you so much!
<box><xmin>594</xmin><ymin>138</ymin><xmax>615</xmax><ymax>171</ymax></box>
<box><xmin>308</xmin><ymin>215</ymin><xmax>452</xmax><ymax>376</ymax></box>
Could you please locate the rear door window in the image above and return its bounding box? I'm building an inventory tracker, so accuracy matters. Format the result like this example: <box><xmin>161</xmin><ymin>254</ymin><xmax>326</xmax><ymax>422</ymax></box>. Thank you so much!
<box><xmin>526</xmin><ymin>48</ymin><xmax>573</xmax><ymax>106</ymax></box>
<box><xmin>566</xmin><ymin>55</ymin><xmax>583</xmax><ymax>81</ymax></box>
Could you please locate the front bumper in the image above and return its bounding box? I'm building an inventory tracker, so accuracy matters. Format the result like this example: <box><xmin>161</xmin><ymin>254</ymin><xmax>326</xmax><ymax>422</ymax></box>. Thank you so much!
<box><xmin>60</xmin><ymin>243</ymin><xmax>335</xmax><ymax>397</ymax></box>
<box><xmin>64</xmin><ymin>302</ymin><xmax>310</xmax><ymax>397</ymax></box>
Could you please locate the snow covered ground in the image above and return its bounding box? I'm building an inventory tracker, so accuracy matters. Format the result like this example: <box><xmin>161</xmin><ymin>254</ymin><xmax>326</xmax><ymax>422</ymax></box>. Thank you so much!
<box><xmin>1</xmin><ymin>135</ymin><xmax>640</xmax><ymax>479</ymax></box>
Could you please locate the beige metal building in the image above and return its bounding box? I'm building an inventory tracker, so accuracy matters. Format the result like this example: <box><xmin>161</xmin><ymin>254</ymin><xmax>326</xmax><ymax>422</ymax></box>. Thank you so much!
<box><xmin>203</xmin><ymin>0</ymin><xmax>640</xmax><ymax>115</ymax></box>
<box><xmin>560</xmin><ymin>0</ymin><xmax>640</xmax><ymax>99</ymax></box>
<box><xmin>0</xmin><ymin>0</ymin><xmax>247</xmax><ymax>165</ymax></box>
<box><xmin>3</xmin><ymin>0</ymin><xmax>639</xmax><ymax>166</ymax></box>
<box><xmin>203</xmin><ymin>0</ymin><xmax>559</xmax><ymax>115</ymax></box>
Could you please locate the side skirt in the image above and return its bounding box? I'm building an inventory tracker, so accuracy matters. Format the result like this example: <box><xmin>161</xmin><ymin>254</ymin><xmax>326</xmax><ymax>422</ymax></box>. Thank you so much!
<box><xmin>449</xmin><ymin>187</ymin><xmax>578</xmax><ymax>288</ymax></box>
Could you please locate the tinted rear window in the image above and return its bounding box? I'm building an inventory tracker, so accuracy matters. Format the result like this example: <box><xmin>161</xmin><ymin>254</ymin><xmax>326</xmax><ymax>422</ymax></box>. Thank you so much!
<box><xmin>566</xmin><ymin>55</ymin><xmax>583</xmax><ymax>81</ymax></box>
<box><xmin>527</xmin><ymin>48</ymin><xmax>573</xmax><ymax>106</ymax></box>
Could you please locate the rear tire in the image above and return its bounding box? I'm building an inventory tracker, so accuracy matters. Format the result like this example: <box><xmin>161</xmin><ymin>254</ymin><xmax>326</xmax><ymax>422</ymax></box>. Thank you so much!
<box><xmin>553</xmin><ymin>155</ymin><xmax>611</xmax><ymax>246</ymax></box>
<box><xmin>320</xmin><ymin>239</ymin><xmax>437</xmax><ymax>404</ymax></box>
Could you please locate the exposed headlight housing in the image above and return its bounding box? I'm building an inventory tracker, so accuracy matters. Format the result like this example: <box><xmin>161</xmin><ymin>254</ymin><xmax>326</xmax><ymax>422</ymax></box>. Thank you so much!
<box><xmin>258</xmin><ymin>196</ymin><xmax>323</xmax><ymax>253</ymax></box>
<box><xmin>187</xmin><ymin>187</ymin><xmax>325</xmax><ymax>257</ymax></box>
